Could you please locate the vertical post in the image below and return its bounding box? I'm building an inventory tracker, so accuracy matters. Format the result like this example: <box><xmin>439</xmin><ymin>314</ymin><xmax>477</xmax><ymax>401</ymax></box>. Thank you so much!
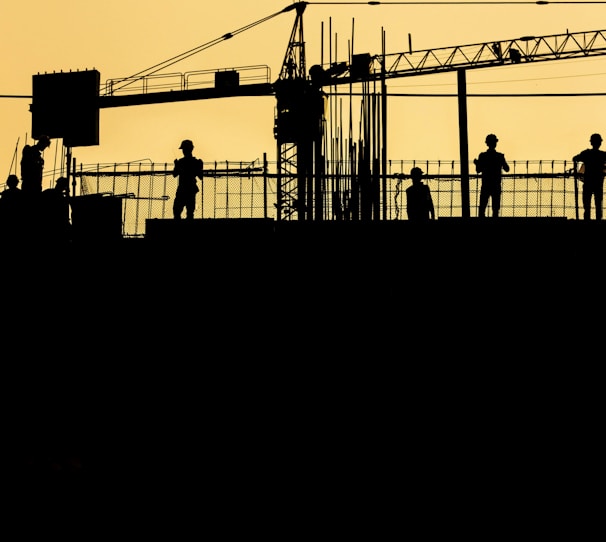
<box><xmin>381</xmin><ymin>29</ymin><xmax>388</xmax><ymax>221</ymax></box>
<box><xmin>573</xmin><ymin>161</ymin><xmax>579</xmax><ymax>220</ymax></box>
<box><xmin>276</xmin><ymin>141</ymin><xmax>282</xmax><ymax>222</ymax></box>
<box><xmin>314</xmin><ymin>120</ymin><xmax>324</xmax><ymax>221</ymax></box>
<box><xmin>65</xmin><ymin>145</ymin><xmax>72</xmax><ymax>195</ymax></box>
<box><xmin>457</xmin><ymin>69</ymin><xmax>470</xmax><ymax>219</ymax></box>
<box><xmin>263</xmin><ymin>152</ymin><xmax>268</xmax><ymax>219</ymax></box>
<box><xmin>70</xmin><ymin>154</ymin><xmax>76</xmax><ymax>198</ymax></box>
<box><xmin>70</xmin><ymin>154</ymin><xmax>76</xmax><ymax>242</ymax></box>
<box><xmin>200</xmin><ymin>158</ymin><xmax>204</xmax><ymax>219</ymax></box>
<box><xmin>225</xmin><ymin>160</ymin><xmax>230</xmax><ymax>220</ymax></box>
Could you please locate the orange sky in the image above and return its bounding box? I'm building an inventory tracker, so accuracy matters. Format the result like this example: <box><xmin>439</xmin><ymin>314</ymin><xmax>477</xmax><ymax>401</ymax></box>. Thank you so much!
<box><xmin>1</xmin><ymin>1</ymin><xmax>605</xmax><ymax>183</ymax></box>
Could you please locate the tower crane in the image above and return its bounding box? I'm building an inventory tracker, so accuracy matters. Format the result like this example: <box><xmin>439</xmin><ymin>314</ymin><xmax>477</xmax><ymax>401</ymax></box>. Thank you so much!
<box><xmin>29</xmin><ymin>2</ymin><xmax>606</xmax><ymax>220</ymax></box>
<box><xmin>278</xmin><ymin>8</ymin><xmax>606</xmax><ymax>220</ymax></box>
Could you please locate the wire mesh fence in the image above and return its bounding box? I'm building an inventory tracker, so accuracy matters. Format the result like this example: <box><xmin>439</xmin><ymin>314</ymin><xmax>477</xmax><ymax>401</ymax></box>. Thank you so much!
<box><xmin>72</xmin><ymin>159</ymin><xmax>583</xmax><ymax>237</ymax></box>
<box><xmin>75</xmin><ymin>161</ymin><xmax>269</xmax><ymax>237</ymax></box>
<box><xmin>385</xmin><ymin>159</ymin><xmax>579</xmax><ymax>220</ymax></box>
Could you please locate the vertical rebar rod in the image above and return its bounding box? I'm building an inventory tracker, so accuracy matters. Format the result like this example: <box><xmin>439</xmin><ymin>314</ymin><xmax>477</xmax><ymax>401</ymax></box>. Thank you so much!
<box><xmin>381</xmin><ymin>28</ymin><xmax>388</xmax><ymax>221</ymax></box>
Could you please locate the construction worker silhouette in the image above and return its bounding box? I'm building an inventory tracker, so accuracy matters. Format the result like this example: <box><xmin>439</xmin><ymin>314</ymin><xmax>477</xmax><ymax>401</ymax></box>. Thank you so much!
<box><xmin>20</xmin><ymin>135</ymin><xmax>51</xmax><ymax>197</ymax></box>
<box><xmin>1</xmin><ymin>174</ymin><xmax>24</xmax><ymax>209</ymax></box>
<box><xmin>474</xmin><ymin>133</ymin><xmax>510</xmax><ymax>218</ymax></box>
<box><xmin>172</xmin><ymin>139</ymin><xmax>204</xmax><ymax>220</ymax></box>
<box><xmin>573</xmin><ymin>133</ymin><xmax>606</xmax><ymax>220</ymax></box>
<box><xmin>406</xmin><ymin>167</ymin><xmax>435</xmax><ymax>222</ymax></box>
<box><xmin>0</xmin><ymin>174</ymin><xmax>25</xmax><ymax>232</ymax></box>
<box><xmin>40</xmin><ymin>176</ymin><xmax>71</xmax><ymax>241</ymax></box>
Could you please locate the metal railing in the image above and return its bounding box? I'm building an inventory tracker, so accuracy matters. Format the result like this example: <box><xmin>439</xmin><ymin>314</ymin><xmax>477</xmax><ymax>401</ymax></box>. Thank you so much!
<box><xmin>71</xmin><ymin>159</ymin><xmax>584</xmax><ymax>237</ymax></box>
<box><xmin>102</xmin><ymin>65</ymin><xmax>272</xmax><ymax>97</ymax></box>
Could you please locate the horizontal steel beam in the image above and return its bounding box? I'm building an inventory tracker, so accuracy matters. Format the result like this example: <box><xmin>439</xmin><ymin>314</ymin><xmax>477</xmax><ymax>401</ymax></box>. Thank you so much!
<box><xmin>98</xmin><ymin>82</ymin><xmax>274</xmax><ymax>108</ymax></box>
<box><xmin>321</xmin><ymin>29</ymin><xmax>606</xmax><ymax>85</ymax></box>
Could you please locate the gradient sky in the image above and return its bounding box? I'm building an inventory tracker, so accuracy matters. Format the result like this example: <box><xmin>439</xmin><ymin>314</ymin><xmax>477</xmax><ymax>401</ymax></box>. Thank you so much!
<box><xmin>1</xmin><ymin>0</ymin><xmax>605</xmax><ymax>181</ymax></box>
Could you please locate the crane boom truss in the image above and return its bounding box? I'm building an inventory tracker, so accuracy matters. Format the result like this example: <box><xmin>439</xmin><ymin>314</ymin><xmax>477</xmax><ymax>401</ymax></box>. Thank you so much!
<box><xmin>96</xmin><ymin>29</ymin><xmax>606</xmax><ymax>108</ymax></box>
<box><xmin>323</xmin><ymin>29</ymin><xmax>606</xmax><ymax>84</ymax></box>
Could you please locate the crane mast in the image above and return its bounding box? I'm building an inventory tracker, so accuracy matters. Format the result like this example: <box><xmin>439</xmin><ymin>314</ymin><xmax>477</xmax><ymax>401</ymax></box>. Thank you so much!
<box><xmin>273</xmin><ymin>2</ymin><xmax>326</xmax><ymax>221</ymax></box>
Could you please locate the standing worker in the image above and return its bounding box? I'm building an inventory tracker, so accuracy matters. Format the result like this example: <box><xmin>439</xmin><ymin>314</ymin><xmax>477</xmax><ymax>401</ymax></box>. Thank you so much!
<box><xmin>0</xmin><ymin>174</ymin><xmax>25</xmax><ymax>232</ymax></box>
<box><xmin>0</xmin><ymin>174</ymin><xmax>24</xmax><ymax>210</ymax></box>
<box><xmin>573</xmin><ymin>133</ymin><xmax>606</xmax><ymax>220</ymax></box>
<box><xmin>474</xmin><ymin>133</ymin><xmax>510</xmax><ymax>218</ymax></box>
<box><xmin>172</xmin><ymin>139</ymin><xmax>204</xmax><ymax>220</ymax></box>
<box><xmin>20</xmin><ymin>134</ymin><xmax>51</xmax><ymax>197</ymax></box>
<box><xmin>406</xmin><ymin>167</ymin><xmax>435</xmax><ymax>222</ymax></box>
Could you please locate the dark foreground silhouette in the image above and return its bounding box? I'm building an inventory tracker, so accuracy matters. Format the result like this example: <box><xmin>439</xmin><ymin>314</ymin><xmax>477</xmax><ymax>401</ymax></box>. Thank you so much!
<box><xmin>2</xmin><ymin>218</ymin><xmax>602</xmax><ymax>536</ymax></box>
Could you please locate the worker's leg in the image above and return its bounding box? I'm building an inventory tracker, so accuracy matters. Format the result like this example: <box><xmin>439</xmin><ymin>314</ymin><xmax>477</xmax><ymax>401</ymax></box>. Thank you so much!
<box><xmin>478</xmin><ymin>188</ymin><xmax>489</xmax><ymax>218</ymax></box>
<box><xmin>185</xmin><ymin>195</ymin><xmax>196</xmax><ymax>220</ymax></box>
<box><xmin>595</xmin><ymin>187</ymin><xmax>603</xmax><ymax>220</ymax></box>
<box><xmin>492</xmin><ymin>188</ymin><xmax>501</xmax><ymax>218</ymax></box>
<box><xmin>173</xmin><ymin>197</ymin><xmax>184</xmax><ymax>220</ymax></box>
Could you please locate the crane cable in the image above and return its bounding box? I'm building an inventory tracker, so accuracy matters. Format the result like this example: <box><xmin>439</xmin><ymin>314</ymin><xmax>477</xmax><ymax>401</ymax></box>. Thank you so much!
<box><xmin>307</xmin><ymin>1</ymin><xmax>606</xmax><ymax>5</ymax></box>
<box><xmin>111</xmin><ymin>6</ymin><xmax>297</xmax><ymax>93</ymax></box>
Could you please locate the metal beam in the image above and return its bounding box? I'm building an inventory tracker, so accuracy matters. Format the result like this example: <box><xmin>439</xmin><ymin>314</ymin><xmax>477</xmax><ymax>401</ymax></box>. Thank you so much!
<box><xmin>98</xmin><ymin>83</ymin><xmax>274</xmax><ymax>108</ymax></box>
<box><xmin>321</xmin><ymin>29</ymin><xmax>606</xmax><ymax>85</ymax></box>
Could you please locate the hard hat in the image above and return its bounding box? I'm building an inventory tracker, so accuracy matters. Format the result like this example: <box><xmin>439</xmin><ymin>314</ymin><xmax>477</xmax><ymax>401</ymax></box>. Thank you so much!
<box><xmin>486</xmin><ymin>133</ymin><xmax>498</xmax><ymax>143</ymax></box>
<box><xmin>179</xmin><ymin>139</ymin><xmax>194</xmax><ymax>149</ymax></box>
<box><xmin>410</xmin><ymin>167</ymin><xmax>424</xmax><ymax>178</ymax></box>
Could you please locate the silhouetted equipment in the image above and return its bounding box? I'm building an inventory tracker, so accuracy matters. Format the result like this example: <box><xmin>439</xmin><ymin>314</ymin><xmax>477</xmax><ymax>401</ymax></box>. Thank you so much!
<box><xmin>31</xmin><ymin>70</ymin><xmax>100</xmax><ymax>147</ymax></box>
<box><xmin>215</xmin><ymin>70</ymin><xmax>240</xmax><ymax>89</ymax></box>
<box><xmin>350</xmin><ymin>53</ymin><xmax>372</xmax><ymax>80</ymax></box>
<box><xmin>273</xmin><ymin>79</ymin><xmax>325</xmax><ymax>144</ymax></box>
<box><xmin>308</xmin><ymin>62</ymin><xmax>347</xmax><ymax>85</ymax></box>
<box><xmin>70</xmin><ymin>193</ymin><xmax>122</xmax><ymax>241</ymax></box>
<box><xmin>509</xmin><ymin>48</ymin><xmax>522</xmax><ymax>63</ymax></box>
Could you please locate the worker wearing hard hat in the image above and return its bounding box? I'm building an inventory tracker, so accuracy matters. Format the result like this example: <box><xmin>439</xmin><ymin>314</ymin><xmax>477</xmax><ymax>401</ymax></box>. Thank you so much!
<box><xmin>474</xmin><ymin>133</ymin><xmax>510</xmax><ymax>218</ymax></box>
<box><xmin>406</xmin><ymin>167</ymin><xmax>435</xmax><ymax>222</ymax></box>
<box><xmin>172</xmin><ymin>139</ymin><xmax>204</xmax><ymax>220</ymax></box>
<box><xmin>20</xmin><ymin>134</ymin><xmax>51</xmax><ymax>196</ymax></box>
<box><xmin>573</xmin><ymin>133</ymin><xmax>606</xmax><ymax>220</ymax></box>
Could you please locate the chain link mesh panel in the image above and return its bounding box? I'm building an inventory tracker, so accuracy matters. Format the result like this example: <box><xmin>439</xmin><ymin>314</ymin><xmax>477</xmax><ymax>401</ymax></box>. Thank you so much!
<box><xmin>73</xmin><ymin>159</ymin><xmax>583</xmax><ymax>237</ymax></box>
<box><xmin>385</xmin><ymin>160</ymin><xmax>579</xmax><ymax>220</ymax></box>
<box><xmin>75</xmin><ymin>162</ymin><xmax>276</xmax><ymax>237</ymax></box>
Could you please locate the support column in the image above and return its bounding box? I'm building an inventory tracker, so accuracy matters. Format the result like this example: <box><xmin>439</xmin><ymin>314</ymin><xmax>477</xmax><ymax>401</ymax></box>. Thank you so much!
<box><xmin>458</xmin><ymin>69</ymin><xmax>470</xmax><ymax>219</ymax></box>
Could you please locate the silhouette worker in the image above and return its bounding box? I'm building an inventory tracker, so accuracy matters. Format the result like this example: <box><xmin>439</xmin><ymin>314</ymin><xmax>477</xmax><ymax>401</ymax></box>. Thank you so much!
<box><xmin>573</xmin><ymin>133</ymin><xmax>606</xmax><ymax>220</ymax></box>
<box><xmin>0</xmin><ymin>174</ymin><xmax>25</xmax><ymax>230</ymax></box>
<box><xmin>1</xmin><ymin>174</ymin><xmax>24</xmax><ymax>209</ymax></box>
<box><xmin>40</xmin><ymin>176</ymin><xmax>71</xmax><ymax>240</ymax></box>
<box><xmin>172</xmin><ymin>139</ymin><xmax>204</xmax><ymax>220</ymax></box>
<box><xmin>474</xmin><ymin>133</ymin><xmax>510</xmax><ymax>218</ymax></box>
<box><xmin>406</xmin><ymin>167</ymin><xmax>435</xmax><ymax>221</ymax></box>
<box><xmin>20</xmin><ymin>135</ymin><xmax>51</xmax><ymax>197</ymax></box>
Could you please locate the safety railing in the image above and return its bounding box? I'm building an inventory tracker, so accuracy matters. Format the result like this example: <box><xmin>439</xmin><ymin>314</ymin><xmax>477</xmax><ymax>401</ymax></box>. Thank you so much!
<box><xmin>70</xmin><ymin>159</ymin><xmax>584</xmax><ymax>237</ymax></box>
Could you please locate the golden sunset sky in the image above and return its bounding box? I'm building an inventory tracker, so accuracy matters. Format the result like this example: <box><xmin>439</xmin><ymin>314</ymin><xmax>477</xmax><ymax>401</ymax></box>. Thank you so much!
<box><xmin>1</xmin><ymin>0</ymin><xmax>605</xmax><ymax>182</ymax></box>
